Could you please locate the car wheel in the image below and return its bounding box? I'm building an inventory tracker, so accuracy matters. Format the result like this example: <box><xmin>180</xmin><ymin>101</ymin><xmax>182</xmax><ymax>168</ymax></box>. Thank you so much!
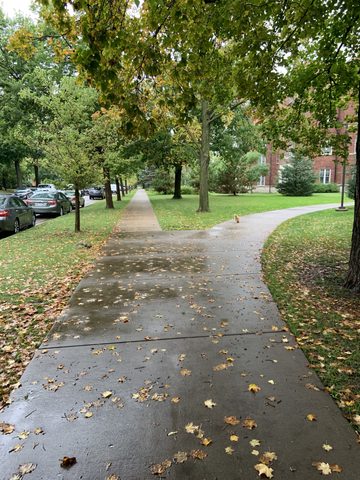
<box><xmin>14</xmin><ymin>218</ymin><xmax>20</xmax><ymax>233</ymax></box>
<box><xmin>31</xmin><ymin>214</ymin><xmax>36</xmax><ymax>227</ymax></box>
<box><xmin>59</xmin><ymin>207</ymin><xmax>64</xmax><ymax>216</ymax></box>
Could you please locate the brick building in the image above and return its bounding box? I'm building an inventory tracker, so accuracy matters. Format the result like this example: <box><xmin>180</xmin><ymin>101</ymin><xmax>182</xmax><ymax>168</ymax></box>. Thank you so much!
<box><xmin>257</xmin><ymin>105</ymin><xmax>357</xmax><ymax>191</ymax></box>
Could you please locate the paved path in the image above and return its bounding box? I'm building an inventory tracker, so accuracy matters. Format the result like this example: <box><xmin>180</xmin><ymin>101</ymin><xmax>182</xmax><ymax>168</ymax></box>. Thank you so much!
<box><xmin>0</xmin><ymin>192</ymin><xmax>358</xmax><ymax>480</ymax></box>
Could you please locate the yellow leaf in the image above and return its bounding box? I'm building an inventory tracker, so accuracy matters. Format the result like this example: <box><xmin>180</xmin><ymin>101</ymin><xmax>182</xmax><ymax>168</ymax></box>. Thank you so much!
<box><xmin>190</xmin><ymin>449</ymin><xmax>207</xmax><ymax>460</ymax></box>
<box><xmin>242</xmin><ymin>418</ymin><xmax>257</xmax><ymax>429</ymax></box>
<box><xmin>250</xmin><ymin>439</ymin><xmax>261</xmax><ymax>447</ymax></box>
<box><xmin>224</xmin><ymin>416</ymin><xmax>240</xmax><ymax>426</ymax></box>
<box><xmin>230</xmin><ymin>435</ymin><xmax>239</xmax><ymax>442</ymax></box>
<box><xmin>225</xmin><ymin>446</ymin><xmax>234</xmax><ymax>455</ymax></box>
<box><xmin>201</xmin><ymin>437</ymin><xmax>212</xmax><ymax>446</ymax></box>
<box><xmin>85</xmin><ymin>412</ymin><xmax>93</xmax><ymax>418</ymax></box>
<box><xmin>322</xmin><ymin>444</ymin><xmax>333</xmax><ymax>451</ymax></box>
<box><xmin>260</xmin><ymin>451</ymin><xmax>278</xmax><ymax>464</ymax></box>
<box><xmin>248</xmin><ymin>383</ymin><xmax>261</xmax><ymax>393</ymax></box>
<box><xmin>313</xmin><ymin>462</ymin><xmax>332</xmax><ymax>475</ymax></box>
<box><xmin>180</xmin><ymin>368</ymin><xmax>191</xmax><ymax>376</ymax></box>
<box><xmin>306</xmin><ymin>413</ymin><xmax>317</xmax><ymax>422</ymax></box>
<box><xmin>171</xmin><ymin>396</ymin><xmax>180</xmax><ymax>403</ymax></box>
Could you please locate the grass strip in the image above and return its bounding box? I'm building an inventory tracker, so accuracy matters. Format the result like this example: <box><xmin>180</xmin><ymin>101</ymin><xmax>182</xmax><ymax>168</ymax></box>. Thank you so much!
<box><xmin>262</xmin><ymin>208</ymin><xmax>360</xmax><ymax>435</ymax></box>
<box><xmin>0</xmin><ymin>195</ymin><xmax>132</xmax><ymax>410</ymax></box>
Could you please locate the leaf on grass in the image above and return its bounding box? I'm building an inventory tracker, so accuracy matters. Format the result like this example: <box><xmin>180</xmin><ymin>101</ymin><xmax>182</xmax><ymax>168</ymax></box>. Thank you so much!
<box><xmin>225</xmin><ymin>446</ymin><xmax>234</xmax><ymax>455</ymax></box>
<box><xmin>150</xmin><ymin>459</ymin><xmax>171</xmax><ymax>475</ymax></box>
<box><xmin>190</xmin><ymin>449</ymin><xmax>207</xmax><ymax>460</ymax></box>
<box><xmin>243</xmin><ymin>418</ymin><xmax>257</xmax><ymax>430</ymax></box>
<box><xmin>19</xmin><ymin>463</ymin><xmax>37</xmax><ymax>474</ymax></box>
<box><xmin>204</xmin><ymin>399</ymin><xmax>217</xmax><ymax>409</ymax></box>
<box><xmin>248</xmin><ymin>384</ymin><xmax>261</xmax><ymax>393</ymax></box>
<box><xmin>173</xmin><ymin>451</ymin><xmax>188</xmax><ymax>464</ymax></box>
<box><xmin>60</xmin><ymin>457</ymin><xmax>77</xmax><ymax>468</ymax></box>
<box><xmin>224</xmin><ymin>416</ymin><xmax>240</xmax><ymax>426</ymax></box>
<box><xmin>255</xmin><ymin>463</ymin><xmax>273</xmax><ymax>478</ymax></box>
<box><xmin>0</xmin><ymin>422</ymin><xmax>15</xmax><ymax>434</ymax></box>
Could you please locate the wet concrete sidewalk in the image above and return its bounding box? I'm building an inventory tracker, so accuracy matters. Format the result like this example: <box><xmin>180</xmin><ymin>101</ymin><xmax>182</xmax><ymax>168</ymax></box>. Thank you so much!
<box><xmin>0</xmin><ymin>191</ymin><xmax>358</xmax><ymax>480</ymax></box>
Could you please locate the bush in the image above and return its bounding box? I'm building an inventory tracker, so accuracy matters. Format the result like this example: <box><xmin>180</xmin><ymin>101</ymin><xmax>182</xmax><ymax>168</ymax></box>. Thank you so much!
<box><xmin>152</xmin><ymin>169</ymin><xmax>173</xmax><ymax>195</ymax></box>
<box><xmin>181</xmin><ymin>186</ymin><xmax>194</xmax><ymax>195</ymax></box>
<box><xmin>348</xmin><ymin>167</ymin><xmax>356</xmax><ymax>199</ymax></box>
<box><xmin>277</xmin><ymin>153</ymin><xmax>315</xmax><ymax>196</ymax></box>
<box><xmin>313</xmin><ymin>182</ymin><xmax>339</xmax><ymax>193</ymax></box>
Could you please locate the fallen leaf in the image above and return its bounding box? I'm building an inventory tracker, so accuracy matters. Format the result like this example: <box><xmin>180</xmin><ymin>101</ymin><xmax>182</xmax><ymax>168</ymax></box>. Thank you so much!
<box><xmin>330</xmin><ymin>464</ymin><xmax>343</xmax><ymax>473</ymax></box>
<box><xmin>260</xmin><ymin>451</ymin><xmax>277</xmax><ymax>464</ymax></box>
<box><xmin>254</xmin><ymin>463</ymin><xmax>273</xmax><ymax>478</ymax></box>
<box><xmin>224</xmin><ymin>416</ymin><xmax>240</xmax><ymax>426</ymax></box>
<box><xmin>225</xmin><ymin>446</ymin><xmax>234</xmax><ymax>455</ymax></box>
<box><xmin>19</xmin><ymin>464</ymin><xmax>37</xmax><ymax>474</ymax></box>
<box><xmin>322</xmin><ymin>444</ymin><xmax>333</xmax><ymax>452</ymax></box>
<box><xmin>106</xmin><ymin>476</ymin><xmax>120</xmax><ymax>480</ymax></box>
<box><xmin>204</xmin><ymin>399</ymin><xmax>217</xmax><ymax>409</ymax></box>
<box><xmin>230</xmin><ymin>435</ymin><xmax>239</xmax><ymax>442</ymax></box>
<box><xmin>9</xmin><ymin>444</ymin><xmax>24</xmax><ymax>453</ymax></box>
<box><xmin>150</xmin><ymin>459</ymin><xmax>172</xmax><ymax>475</ymax></box>
<box><xmin>250</xmin><ymin>439</ymin><xmax>261</xmax><ymax>447</ymax></box>
<box><xmin>84</xmin><ymin>412</ymin><xmax>93</xmax><ymax>418</ymax></box>
<box><xmin>306</xmin><ymin>413</ymin><xmax>317</xmax><ymax>422</ymax></box>
<box><xmin>34</xmin><ymin>427</ymin><xmax>43</xmax><ymax>435</ymax></box>
<box><xmin>180</xmin><ymin>368</ymin><xmax>191</xmax><ymax>376</ymax></box>
<box><xmin>171</xmin><ymin>396</ymin><xmax>180</xmax><ymax>404</ymax></box>
<box><xmin>201</xmin><ymin>437</ymin><xmax>212</xmax><ymax>446</ymax></box>
<box><xmin>102</xmin><ymin>391</ymin><xmax>113</xmax><ymax>398</ymax></box>
<box><xmin>173</xmin><ymin>451</ymin><xmax>188</xmax><ymax>464</ymax></box>
<box><xmin>252</xmin><ymin>450</ymin><xmax>260</xmax><ymax>456</ymax></box>
<box><xmin>190</xmin><ymin>449</ymin><xmax>207</xmax><ymax>460</ymax></box>
<box><xmin>243</xmin><ymin>418</ymin><xmax>257</xmax><ymax>429</ymax></box>
<box><xmin>0</xmin><ymin>422</ymin><xmax>15</xmax><ymax>434</ymax></box>
<box><xmin>248</xmin><ymin>383</ymin><xmax>261</xmax><ymax>393</ymax></box>
<box><xmin>312</xmin><ymin>462</ymin><xmax>332</xmax><ymax>475</ymax></box>
<box><xmin>18</xmin><ymin>431</ymin><xmax>30</xmax><ymax>440</ymax></box>
<box><xmin>213</xmin><ymin>363</ymin><xmax>229</xmax><ymax>371</ymax></box>
<box><xmin>60</xmin><ymin>456</ymin><xmax>77</xmax><ymax>468</ymax></box>
<box><xmin>185</xmin><ymin>422</ymin><xmax>199</xmax><ymax>434</ymax></box>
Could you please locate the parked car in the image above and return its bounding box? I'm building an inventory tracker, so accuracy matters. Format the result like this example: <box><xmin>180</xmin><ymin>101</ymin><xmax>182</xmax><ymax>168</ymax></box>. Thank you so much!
<box><xmin>14</xmin><ymin>187</ymin><xmax>33</xmax><ymax>199</ymax></box>
<box><xmin>62</xmin><ymin>190</ymin><xmax>85</xmax><ymax>209</ymax></box>
<box><xmin>88</xmin><ymin>186</ymin><xmax>105</xmax><ymax>199</ymax></box>
<box><xmin>26</xmin><ymin>191</ymin><xmax>72</xmax><ymax>216</ymax></box>
<box><xmin>0</xmin><ymin>194</ymin><xmax>36</xmax><ymax>233</ymax></box>
<box><xmin>37</xmin><ymin>183</ymin><xmax>57</xmax><ymax>191</ymax></box>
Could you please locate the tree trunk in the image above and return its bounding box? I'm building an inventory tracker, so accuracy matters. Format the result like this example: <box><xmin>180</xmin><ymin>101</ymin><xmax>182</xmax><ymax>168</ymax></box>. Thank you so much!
<box><xmin>115</xmin><ymin>176</ymin><xmax>122</xmax><ymax>201</ymax></box>
<box><xmin>344</xmin><ymin>75</ymin><xmax>360</xmax><ymax>291</ymax></box>
<box><xmin>74</xmin><ymin>187</ymin><xmax>81</xmax><ymax>233</ymax></box>
<box><xmin>15</xmin><ymin>160</ymin><xmax>22</xmax><ymax>187</ymax></box>
<box><xmin>197</xmin><ymin>99</ymin><xmax>210</xmax><ymax>212</ymax></box>
<box><xmin>125</xmin><ymin>178</ymin><xmax>128</xmax><ymax>194</ymax></box>
<box><xmin>33</xmin><ymin>164</ymin><xmax>40</xmax><ymax>186</ymax></box>
<box><xmin>173</xmin><ymin>164</ymin><xmax>182</xmax><ymax>199</ymax></box>
<box><xmin>120</xmin><ymin>176</ymin><xmax>126</xmax><ymax>196</ymax></box>
<box><xmin>103</xmin><ymin>167</ymin><xmax>114</xmax><ymax>209</ymax></box>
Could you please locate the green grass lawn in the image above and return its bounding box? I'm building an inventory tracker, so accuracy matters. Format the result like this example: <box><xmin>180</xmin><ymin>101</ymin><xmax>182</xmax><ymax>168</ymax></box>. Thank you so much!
<box><xmin>0</xmin><ymin>195</ymin><xmax>132</xmax><ymax>410</ymax></box>
<box><xmin>149</xmin><ymin>191</ymin><xmax>352</xmax><ymax>230</ymax></box>
<box><xmin>262</xmin><ymin>208</ymin><xmax>360</xmax><ymax>434</ymax></box>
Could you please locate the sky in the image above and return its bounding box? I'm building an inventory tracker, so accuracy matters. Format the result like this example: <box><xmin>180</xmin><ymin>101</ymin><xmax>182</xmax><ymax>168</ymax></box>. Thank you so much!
<box><xmin>1</xmin><ymin>0</ymin><xmax>35</xmax><ymax>17</ymax></box>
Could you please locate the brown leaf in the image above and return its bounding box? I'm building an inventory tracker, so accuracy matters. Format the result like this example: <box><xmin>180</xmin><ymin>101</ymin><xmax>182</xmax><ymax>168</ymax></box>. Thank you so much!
<box><xmin>259</xmin><ymin>452</ymin><xmax>277</xmax><ymax>465</ymax></box>
<box><xmin>60</xmin><ymin>456</ymin><xmax>77</xmax><ymax>468</ymax></box>
<box><xmin>330</xmin><ymin>464</ymin><xmax>343</xmax><ymax>473</ymax></box>
<box><xmin>0</xmin><ymin>422</ymin><xmax>15</xmax><ymax>434</ymax></box>
<box><xmin>242</xmin><ymin>418</ymin><xmax>257</xmax><ymax>429</ymax></box>
<box><xmin>150</xmin><ymin>459</ymin><xmax>171</xmax><ymax>475</ymax></box>
<box><xmin>180</xmin><ymin>368</ymin><xmax>191</xmax><ymax>376</ymax></box>
<box><xmin>173</xmin><ymin>451</ymin><xmax>188</xmax><ymax>464</ymax></box>
<box><xmin>190</xmin><ymin>449</ymin><xmax>207</xmax><ymax>460</ymax></box>
<box><xmin>224</xmin><ymin>416</ymin><xmax>240</xmax><ymax>426</ymax></box>
<box><xmin>201</xmin><ymin>437</ymin><xmax>212</xmax><ymax>446</ymax></box>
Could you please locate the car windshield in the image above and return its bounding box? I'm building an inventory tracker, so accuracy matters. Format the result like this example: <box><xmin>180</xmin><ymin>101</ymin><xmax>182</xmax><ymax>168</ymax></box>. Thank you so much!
<box><xmin>64</xmin><ymin>191</ymin><xmax>75</xmax><ymax>196</ymax></box>
<box><xmin>0</xmin><ymin>197</ymin><xmax>8</xmax><ymax>207</ymax></box>
<box><xmin>31</xmin><ymin>192</ymin><xmax>55</xmax><ymax>199</ymax></box>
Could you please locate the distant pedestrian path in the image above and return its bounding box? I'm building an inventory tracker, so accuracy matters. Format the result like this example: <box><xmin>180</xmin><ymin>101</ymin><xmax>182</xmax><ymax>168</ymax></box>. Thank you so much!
<box><xmin>117</xmin><ymin>189</ymin><xmax>161</xmax><ymax>232</ymax></box>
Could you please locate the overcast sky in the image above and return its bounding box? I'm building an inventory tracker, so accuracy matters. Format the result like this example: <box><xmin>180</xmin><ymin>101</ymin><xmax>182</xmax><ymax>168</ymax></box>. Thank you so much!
<box><xmin>1</xmin><ymin>0</ymin><xmax>35</xmax><ymax>17</ymax></box>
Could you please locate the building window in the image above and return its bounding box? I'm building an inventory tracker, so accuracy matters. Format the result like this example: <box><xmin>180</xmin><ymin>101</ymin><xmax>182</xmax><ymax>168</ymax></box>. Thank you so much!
<box><xmin>321</xmin><ymin>146</ymin><xmax>333</xmax><ymax>156</ymax></box>
<box><xmin>259</xmin><ymin>154</ymin><xmax>266</xmax><ymax>165</ymax></box>
<box><xmin>258</xmin><ymin>176</ymin><xmax>266</xmax><ymax>186</ymax></box>
<box><xmin>319</xmin><ymin>168</ymin><xmax>331</xmax><ymax>184</ymax></box>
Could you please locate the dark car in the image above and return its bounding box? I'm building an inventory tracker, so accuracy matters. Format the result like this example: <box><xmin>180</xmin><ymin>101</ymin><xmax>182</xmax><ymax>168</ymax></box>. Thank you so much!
<box><xmin>88</xmin><ymin>186</ymin><xmax>105</xmax><ymax>199</ymax></box>
<box><xmin>26</xmin><ymin>191</ymin><xmax>72</xmax><ymax>216</ymax></box>
<box><xmin>0</xmin><ymin>194</ymin><xmax>36</xmax><ymax>233</ymax></box>
<box><xmin>62</xmin><ymin>190</ymin><xmax>85</xmax><ymax>209</ymax></box>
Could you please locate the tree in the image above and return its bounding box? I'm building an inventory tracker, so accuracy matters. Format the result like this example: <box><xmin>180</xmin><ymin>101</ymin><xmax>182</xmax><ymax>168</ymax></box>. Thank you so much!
<box><xmin>277</xmin><ymin>153</ymin><xmax>315</xmax><ymax>196</ymax></box>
